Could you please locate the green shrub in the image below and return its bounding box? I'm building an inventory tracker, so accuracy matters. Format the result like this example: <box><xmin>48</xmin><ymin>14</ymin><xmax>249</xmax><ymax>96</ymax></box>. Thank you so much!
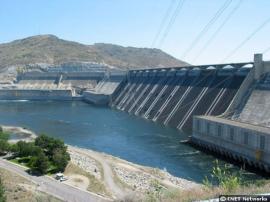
<box><xmin>35</xmin><ymin>134</ymin><xmax>66</xmax><ymax>157</ymax></box>
<box><xmin>52</xmin><ymin>148</ymin><xmax>70</xmax><ymax>172</ymax></box>
<box><xmin>0</xmin><ymin>131</ymin><xmax>11</xmax><ymax>155</ymax></box>
<box><xmin>0</xmin><ymin>140</ymin><xmax>9</xmax><ymax>154</ymax></box>
<box><xmin>16</xmin><ymin>141</ymin><xmax>42</xmax><ymax>157</ymax></box>
<box><xmin>28</xmin><ymin>151</ymin><xmax>49</xmax><ymax>174</ymax></box>
<box><xmin>0</xmin><ymin>132</ymin><xmax>9</xmax><ymax>141</ymax></box>
<box><xmin>204</xmin><ymin>160</ymin><xmax>242</xmax><ymax>192</ymax></box>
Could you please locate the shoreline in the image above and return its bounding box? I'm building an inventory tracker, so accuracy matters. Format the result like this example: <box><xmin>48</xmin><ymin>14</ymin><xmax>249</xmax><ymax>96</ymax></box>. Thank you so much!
<box><xmin>2</xmin><ymin>125</ymin><xmax>37</xmax><ymax>143</ymax></box>
<box><xmin>68</xmin><ymin>145</ymin><xmax>199</xmax><ymax>195</ymax></box>
<box><xmin>2</xmin><ymin>125</ymin><xmax>200</xmax><ymax>199</ymax></box>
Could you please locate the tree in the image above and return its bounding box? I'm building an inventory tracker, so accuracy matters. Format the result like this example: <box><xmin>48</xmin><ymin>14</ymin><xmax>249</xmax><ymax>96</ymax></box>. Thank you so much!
<box><xmin>0</xmin><ymin>177</ymin><xmax>6</xmax><ymax>202</ymax></box>
<box><xmin>16</xmin><ymin>141</ymin><xmax>41</xmax><ymax>157</ymax></box>
<box><xmin>0</xmin><ymin>132</ymin><xmax>9</xmax><ymax>141</ymax></box>
<box><xmin>8</xmin><ymin>143</ymin><xmax>19</xmax><ymax>153</ymax></box>
<box><xmin>34</xmin><ymin>134</ymin><xmax>50</xmax><ymax>150</ymax></box>
<box><xmin>52</xmin><ymin>148</ymin><xmax>70</xmax><ymax>172</ymax></box>
<box><xmin>0</xmin><ymin>140</ymin><xmax>9</xmax><ymax>155</ymax></box>
<box><xmin>35</xmin><ymin>134</ymin><xmax>66</xmax><ymax>157</ymax></box>
<box><xmin>31</xmin><ymin>151</ymin><xmax>49</xmax><ymax>174</ymax></box>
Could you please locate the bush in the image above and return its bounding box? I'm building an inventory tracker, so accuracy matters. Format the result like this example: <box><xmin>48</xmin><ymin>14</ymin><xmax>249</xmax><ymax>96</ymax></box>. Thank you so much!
<box><xmin>0</xmin><ymin>140</ymin><xmax>9</xmax><ymax>154</ymax></box>
<box><xmin>52</xmin><ymin>148</ymin><xmax>70</xmax><ymax>172</ymax></box>
<box><xmin>203</xmin><ymin>160</ymin><xmax>242</xmax><ymax>192</ymax></box>
<box><xmin>35</xmin><ymin>134</ymin><xmax>66</xmax><ymax>157</ymax></box>
<box><xmin>29</xmin><ymin>151</ymin><xmax>49</xmax><ymax>174</ymax></box>
<box><xmin>0</xmin><ymin>132</ymin><xmax>9</xmax><ymax>142</ymax></box>
<box><xmin>16</xmin><ymin>141</ymin><xmax>42</xmax><ymax>157</ymax></box>
<box><xmin>0</xmin><ymin>131</ymin><xmax>10</xmax><ymax>155</ymax></box>
<box><xmin>35</xmin><ymin>134</ymin><xmax>69</xmax><ymax>172</ymax></box>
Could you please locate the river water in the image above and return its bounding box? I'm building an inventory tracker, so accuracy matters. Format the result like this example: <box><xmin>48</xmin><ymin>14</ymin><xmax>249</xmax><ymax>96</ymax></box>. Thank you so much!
<box><xmin>0</xmin><ymin>100</ymin><xmax>234</xmax><ymax>181</ymax></box>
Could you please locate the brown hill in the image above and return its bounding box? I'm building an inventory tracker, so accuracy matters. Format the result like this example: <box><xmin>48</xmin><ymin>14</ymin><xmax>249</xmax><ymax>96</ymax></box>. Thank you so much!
<box><xmin>0</xmin><ymin>35</ymin><xmax>188</xmax><ymax>69</ymax></box>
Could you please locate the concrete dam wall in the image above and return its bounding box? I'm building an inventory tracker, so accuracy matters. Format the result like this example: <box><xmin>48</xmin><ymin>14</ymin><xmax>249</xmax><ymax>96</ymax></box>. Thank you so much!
<box><xmin>0</xmin><ymin>89</ymin><xmax>73</xmax><ymax>100</ymax></box>
<box><xmin>16</xmin><ymin>71</ymin><xmax>104</xmax><ymax>89</ymax></box>
<box><xmin>111</xmin><ymin>65</ymin><xmax>250</xmax><ymax>132</ymax></box>
<box><xmin>232</xmin><ymin>72</ymin><xmax>270</xmax><ymax>127</ymax></box>
<box><xmin>1</xmin><ymin>70</ymin><xmax>126</xmax><ymax>102</ymax></box>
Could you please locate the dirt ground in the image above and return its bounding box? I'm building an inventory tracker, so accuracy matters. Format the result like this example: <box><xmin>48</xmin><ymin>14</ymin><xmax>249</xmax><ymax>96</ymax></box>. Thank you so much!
<box><xmin>0</xmin><ymin>168</ymin><xmax>62</xmax><ymax>202</ymax></box>
<box><xmin>63</xmin><ymin>174</ymin><xmax>90</xmax><ymax>190</ymax></box>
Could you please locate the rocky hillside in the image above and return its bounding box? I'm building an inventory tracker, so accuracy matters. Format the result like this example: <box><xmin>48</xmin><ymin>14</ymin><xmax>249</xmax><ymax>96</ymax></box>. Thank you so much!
<box><xmin>0</xmin><ymin>35</ymin><xmax>188</xmax><ymax>70</ymax></box>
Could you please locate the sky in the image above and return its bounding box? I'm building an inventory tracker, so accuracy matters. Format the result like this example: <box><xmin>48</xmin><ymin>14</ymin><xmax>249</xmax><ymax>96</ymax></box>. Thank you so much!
<box><xmin>0</xmin><ymin>0</ymin><xmax>269</xmax><ymax>65</ymax></box>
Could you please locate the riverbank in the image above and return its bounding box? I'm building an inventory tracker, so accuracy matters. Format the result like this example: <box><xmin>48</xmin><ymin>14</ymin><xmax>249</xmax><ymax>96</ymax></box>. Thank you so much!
<box><xmin>1</xmin><ymin>125</ymin><xmax>200</xmax><ymax>200</ymax></box>
<box><xmin>67</xmin><ymin>145</ymin><xmax>199</xmax><ymax>199</ymax></box>
<box><xmin>2</xmin><ymin>125</ymin><xmax>37</xmax><ymax>143</ymax></box>
<box><xmin>2</xmin><ymin>125</ymin><xmax>270</xmax><ymax>201</ymax></box>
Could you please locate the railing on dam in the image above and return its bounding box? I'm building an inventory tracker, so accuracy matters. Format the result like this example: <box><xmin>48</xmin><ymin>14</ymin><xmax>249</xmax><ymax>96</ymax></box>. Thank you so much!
<box><xmin>111</xmin><ymin>62</ymin><xmax>252</xmax><ymax>132</ymax></box>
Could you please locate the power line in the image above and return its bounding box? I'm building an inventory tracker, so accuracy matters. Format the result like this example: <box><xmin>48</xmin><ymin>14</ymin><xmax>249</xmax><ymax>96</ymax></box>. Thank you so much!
<box><xmin>222</xmin><ymin>16</ymin><xmax>270</xmax><ymax>62</ymax></box>
<box><xmin>263</xmin><ymin>46</ymin><xmax>270</xmax><ymax>54</ymax></box>
<box><xmin>157</xmin><ymin>0</ymin><xmax>185</xmax><ymax>48</ymax></box>
<box><xmin>181</xmin><ymin>0</ymin><xmax>232</xmax><ymax>59</ymax></box>
<box><xmin>151</xmin><ymin>0</ymin><xmax>176</xmax><ymax>48</ymax></box>
<box><xmin>191</xmin><ymin>0</ymin><xmax>242</xmax><ymax>63</ymax></box>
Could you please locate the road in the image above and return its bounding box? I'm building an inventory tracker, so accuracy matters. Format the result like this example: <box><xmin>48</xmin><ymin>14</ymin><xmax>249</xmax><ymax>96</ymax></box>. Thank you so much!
<box><xmin>69</xmin><ymin>147</ymin><xmax>126</xmax><ymax>199</ymax></box>
<box><xmin>0</xmin><ymin>158</ymin><xmax>110</xmax><ymax>202</ymax></box>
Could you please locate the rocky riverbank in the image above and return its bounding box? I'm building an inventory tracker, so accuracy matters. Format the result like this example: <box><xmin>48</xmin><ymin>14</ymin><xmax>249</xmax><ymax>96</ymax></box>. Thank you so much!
<box><xmin>68</xmin><ymin>146</ymin><xmax>199</xmax><ymax>197</ymax></box>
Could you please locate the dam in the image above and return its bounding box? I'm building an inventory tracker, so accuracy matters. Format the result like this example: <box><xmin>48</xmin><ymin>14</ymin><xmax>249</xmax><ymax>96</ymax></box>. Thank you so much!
<box><xmin>110</xmin><ymin>63</ymin><xmax>249</xmax><ymax>131</ymax></box>
<box><xmin>1</xmin><ymin>54</ymin><xmax>270</xmax><ymax>174</ymax></box>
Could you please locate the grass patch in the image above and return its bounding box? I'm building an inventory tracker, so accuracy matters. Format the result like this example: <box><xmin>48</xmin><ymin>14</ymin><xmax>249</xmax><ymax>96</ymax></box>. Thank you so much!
<box><xmin>46</xmin><ymin>162</ymin><xmax>59</xmax><ymax>175</ymax></box>
<box><xmin>64</xmin><ymin>163</ymin><xmax>111</xmax><ymax>197</ymax></box>
<box><xmin>9</xmin><ymin>157</ymin><xmax>30</xmax><ymax>168</ymax></box>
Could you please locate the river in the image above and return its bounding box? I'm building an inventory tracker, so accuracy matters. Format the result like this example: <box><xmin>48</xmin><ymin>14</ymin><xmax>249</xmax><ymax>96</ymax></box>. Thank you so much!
<box><xmin>0</xmin><ymin>100</ymin><xmax>238</xmax><ymax>182</ymax></box>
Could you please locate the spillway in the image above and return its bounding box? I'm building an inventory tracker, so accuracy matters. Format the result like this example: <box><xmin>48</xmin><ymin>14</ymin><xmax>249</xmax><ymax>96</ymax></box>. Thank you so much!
<box><xmin>111</xmin><ymin>64</ymin><xmax>250</xmax><ymax>132</ymax></box>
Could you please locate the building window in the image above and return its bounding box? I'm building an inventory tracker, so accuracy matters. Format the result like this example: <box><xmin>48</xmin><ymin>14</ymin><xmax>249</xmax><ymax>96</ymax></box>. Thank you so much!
<box><xmin>217</xmin><ymin>125</ymin><xmax>222</xmax><ymax>136</ymax></box>
<box><xmin>260</xmin><ymin>136</ymin><xmax>265</xmax><ymax>150</ymax></box>
<box><xmin>244</xmin><ymin>132</ymin><xmax>249</xmax><ymax>145</ymax></box>
<box><xmin>229</xmin><ymin>127</ymin><xmax>234</xmax><ymax>141</ymax></box>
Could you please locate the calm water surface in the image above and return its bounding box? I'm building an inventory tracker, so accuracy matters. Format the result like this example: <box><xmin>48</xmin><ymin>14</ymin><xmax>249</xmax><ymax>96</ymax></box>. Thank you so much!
<box><xmin>0</xmin><ymin>100</ymin><xmax>228</xmax><ymax>181</ymax></box>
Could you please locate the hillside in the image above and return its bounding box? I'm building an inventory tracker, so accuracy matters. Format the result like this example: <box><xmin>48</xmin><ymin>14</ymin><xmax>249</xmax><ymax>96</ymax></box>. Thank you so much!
<box><xmin>0</xmin><ymin>35</ymin><xmax>188</xmax><ymax>70</ymax></box>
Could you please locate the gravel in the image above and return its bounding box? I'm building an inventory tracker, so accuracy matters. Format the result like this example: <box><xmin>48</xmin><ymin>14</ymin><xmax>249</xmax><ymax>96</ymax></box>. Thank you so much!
<box><xmin>68</xmin><ymin>150</ymin><xmax>101</xmax><ymax>180</ymax></box>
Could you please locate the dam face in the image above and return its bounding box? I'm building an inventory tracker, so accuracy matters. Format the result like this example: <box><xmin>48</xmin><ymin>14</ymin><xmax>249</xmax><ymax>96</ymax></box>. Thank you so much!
<box><xmin>111</xmin><ymin>65</ymin><xmax>250</xmax><ymax>132</ymax></box>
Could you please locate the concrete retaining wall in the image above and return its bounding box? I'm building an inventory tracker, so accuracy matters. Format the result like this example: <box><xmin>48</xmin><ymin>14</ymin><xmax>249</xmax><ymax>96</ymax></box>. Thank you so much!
<box><xmin>83</xmin><ymin>91</ymin><xmax>109</xmax><ymax>105</ymax></box>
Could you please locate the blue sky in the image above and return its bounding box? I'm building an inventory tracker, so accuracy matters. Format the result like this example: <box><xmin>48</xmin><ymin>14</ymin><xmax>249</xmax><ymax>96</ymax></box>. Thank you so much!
<box><xmin>0</xmin><ymin>0</ymin><xmax>269</xmax><ymax>65</ymax></box>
